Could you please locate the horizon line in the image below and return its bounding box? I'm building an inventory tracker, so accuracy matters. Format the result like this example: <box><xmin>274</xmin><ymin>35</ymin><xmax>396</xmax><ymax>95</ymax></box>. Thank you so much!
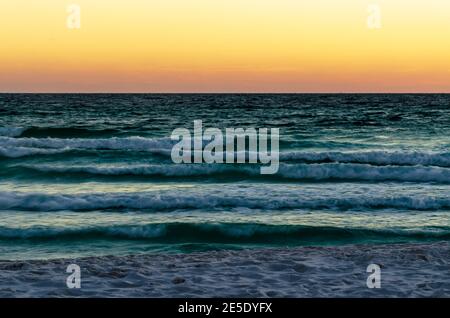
<box><xmin>1</xmin><ymin>92</ymin><xmax>450</xmax><ymax>95</ymax></box>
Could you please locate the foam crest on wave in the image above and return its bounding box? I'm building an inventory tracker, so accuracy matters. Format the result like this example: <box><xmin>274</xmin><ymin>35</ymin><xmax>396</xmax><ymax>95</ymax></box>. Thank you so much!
<box><xmin>0</xmin><ymin>190</ymin><xmax>449</xmax><ymax>211</ymax></box>
<box><xmin>0</xmin><ymin>127</ymin><xmax>27</xmax><ymax>137</ymax></box>
<box><xmin>17</xmin><ymin>162</ymin><xmax>450</xmax><ymax>183</ymax></box>
<box><xmin>0</xmin><ymin>146</ymin><xmax>70</xmax><ymax>158</ymax></box>
<box><xmin>142</xmin><ymin>150</ymin><xmax>450</xmax><ymax>167</ymax></box>
<box><xmin>1</xmin><ymin>134</ymin><xmax>449</xmax><ymax>168</ymax></box>
<box><xmin>0</xmin><ymin>136</ymin><xmax>174</xmax><ymax>151</ymax></box>
<box><xmin>281</xmin><ymin>150</ymin><xmax>450</xmax><ymax>167</ymax></box>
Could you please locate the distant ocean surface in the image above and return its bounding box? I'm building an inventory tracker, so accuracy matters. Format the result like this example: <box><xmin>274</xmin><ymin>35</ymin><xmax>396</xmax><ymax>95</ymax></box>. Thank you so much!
<box><xmin>0</xmin><ymin>94</ymin><xmax>449</xmax><ymax>260</ymax></box>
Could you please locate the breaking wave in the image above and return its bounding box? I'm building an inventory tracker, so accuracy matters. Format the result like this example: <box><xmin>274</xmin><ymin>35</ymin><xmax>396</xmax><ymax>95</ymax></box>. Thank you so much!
<box><xmin>1</xmin><ymin>191</ymin><xmax>449</xmax><ymax>211</ymax></box>
<box><xmin>13</xmin><ymin>163</ymin><xmax>450</xmax><ymax>183</ymax></box>
<box><xmin>0</xmin><ymin>127</ymin><xmax>27</xmax><ymax>137</ymax></box>
<box><xmin>0</xmin><ymin>136</ymin><xmax>173</xmax><ymax>152</ymax></box>
<box><xmin>0</xmin><ymin>223</ymin><xmax>448</xmax><ymax>243</ymax></box>
<box><xmin>281</xmin><ymin>150</ymin><xmax>450</xmax><ymax>167</ymax></box>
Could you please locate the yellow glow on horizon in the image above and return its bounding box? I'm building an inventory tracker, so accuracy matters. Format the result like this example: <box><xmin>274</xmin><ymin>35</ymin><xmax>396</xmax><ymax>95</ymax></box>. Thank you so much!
<box><xmin>1</xmin><ymin>0</ymin><xmax>449</xmax><ymax>92</ymax></box>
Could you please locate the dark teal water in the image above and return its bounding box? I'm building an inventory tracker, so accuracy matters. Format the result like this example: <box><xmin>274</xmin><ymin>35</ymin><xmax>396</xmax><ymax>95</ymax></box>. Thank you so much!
<box><xmin>0</xmin><ymin>94</ymin><xmax>449</xmax><ymax>260</ymax></box>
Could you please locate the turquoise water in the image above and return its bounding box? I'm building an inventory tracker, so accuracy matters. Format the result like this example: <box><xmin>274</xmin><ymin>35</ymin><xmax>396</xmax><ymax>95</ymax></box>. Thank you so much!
<box><xmin>0</xmin><ymin>94</ymin><xmax>449</xmax><ymax>260</ymax></box>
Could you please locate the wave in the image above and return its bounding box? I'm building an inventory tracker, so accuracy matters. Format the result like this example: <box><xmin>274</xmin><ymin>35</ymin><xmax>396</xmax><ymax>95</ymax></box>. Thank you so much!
<box><xmin>145</xmin><ymin>150</ymin><xmax>450</xmax><ymax>167</ymax></box>
<box><xmin>277</xmin><ymin>163</ymin><xmax>450</xmax><ymax>183</ymax></box>
<box><xmin>0</xmin><ymin>127</ymin><xmax>27</xmax><ymax>137</ymax></box>
<box><xmin>0</xmin><ymin>133</ymin><xmax>450</xmax><ymax>167</ymax></box>
<box><xmin>281</xmin><ymin>151</ymin><xmax>450</xmax><ymax>167</ymax></box>
<box><xmin>0</xmin><ymin>146</ymin><xmax>170</xmax><ymax>159</ymax></box>
<box><xmin>0</xmin><ymin>136</ymin><xmax>173</xmax><ymax>152</ymax></box>
<box><xmin>14</xmin><ymin>163</ymin><xmax>450</xmax><ymax>183</ymax></box>
<box><xmin>168</xmin><ymin>150</ymin><xmax>450</xmax><ymax>167</ymax></box>
<box><xmin>1</xmin><ymin>191</ymin><xmax>449</xmax><ymax>211</ymax></box>
<box><xmin>0</xmin><ymin>146</ymin><xmax>71</xmax><ymax>158</ymax></box>
<box><xmin>0</xmin><ymin>223</ymin><xmax>448</xmax><ymax>242</ymax></box>
<box><xmin>1</xmin><ymin>134</ymin><xmax>449</xmax><ymax>169</ymax></box>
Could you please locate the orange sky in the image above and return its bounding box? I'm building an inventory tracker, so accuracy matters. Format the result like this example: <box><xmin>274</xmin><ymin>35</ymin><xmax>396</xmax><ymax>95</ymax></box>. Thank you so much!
<box><xmin>0</xmin><ymin>0</ymin><xmax>449</xmax><ymax>92</ymax></box>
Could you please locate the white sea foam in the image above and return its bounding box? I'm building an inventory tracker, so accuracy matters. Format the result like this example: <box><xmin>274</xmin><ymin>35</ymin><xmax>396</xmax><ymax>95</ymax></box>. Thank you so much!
<box><xmin>0</xmin><ymin>136</ymin><xmax>174</xmax><ymax>151</ymax></box>
<box><xmin>0</xmin><ymin>146</ymin><xmax>70</xmax><ymax>158</ymax></box>
<box><xmin>0</xmin><ymin>190</ymin><xmax>449</xmax><ymax>211</ymax></box>
<box><xmin>19</xmin><ymin>163</ymin><xmax>241</xmax><ymax>176</ymax></box>
<box><xmin>18</xmin><ymin>162</ymin><xmax>450</xmax><ymax>183</ymax></box>
<box><xmin>277</xmin><ymin>162</ymin><xmax>450</xmax><ymax>183</ymax></box>
<box><xmin>1</xmin><ymin>135</ymin><xmax>449</xmax><ymax>168</ymax></box>
<box><xmin>281</xmin><ymin>150</ymin><xmax>450</xmax><ymax>167</ymax></box>
<box><xmin>0</xmin><ymin>127</ymin><xmax>27</xmax><ymax>137</ymax></box>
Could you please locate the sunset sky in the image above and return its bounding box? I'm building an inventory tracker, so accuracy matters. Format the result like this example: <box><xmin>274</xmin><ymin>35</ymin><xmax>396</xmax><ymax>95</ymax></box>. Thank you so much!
<box><xmin>1</xmin><ymin>0</ymin><xmax>449</xmax><ymax>92</ymax></box>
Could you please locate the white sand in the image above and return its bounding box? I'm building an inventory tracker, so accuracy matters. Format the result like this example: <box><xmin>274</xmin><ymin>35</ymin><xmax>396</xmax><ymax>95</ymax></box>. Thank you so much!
<box><xmin>0</xmin><ymin>242</ymin><xmax>448</xmax><ymax>297</ymax></box>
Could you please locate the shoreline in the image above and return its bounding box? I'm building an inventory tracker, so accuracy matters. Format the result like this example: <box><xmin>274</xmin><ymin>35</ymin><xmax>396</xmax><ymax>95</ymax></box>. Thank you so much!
<box><xmin>0</xmin><ymin>242</ymin><xmax>448</xmax><ymax>298</ymax></box>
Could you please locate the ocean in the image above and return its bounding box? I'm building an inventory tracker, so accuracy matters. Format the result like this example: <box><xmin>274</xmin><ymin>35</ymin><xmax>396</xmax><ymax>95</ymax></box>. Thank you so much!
<box><xmin>1</xmin><ymin>94</ymin><xmax>449</xmax><ymax>261</ymax></box>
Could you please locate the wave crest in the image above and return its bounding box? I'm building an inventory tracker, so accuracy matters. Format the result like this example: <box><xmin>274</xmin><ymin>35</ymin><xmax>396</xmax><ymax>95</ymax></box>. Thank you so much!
<box><xmin>1</xmin><ymin>191</ymin><xmax>449</xmax><ymax>211</ymax></box>
<box><xmin>0</xmin><ymin>127</ymin><xmax>27</xmax><ymax>137</ymax></box>
<box><xmin>281</xmin><ymin>150</ymin><xmax>450</xmax><ymax>167</ymax></box>
<box><xmin>0</xmin><ymin>223</ymin><xmax>448</xmax><ymax>242</ymax></box>
<box><xmin>15</xmin><ymin>163</ymin><xmax>450</xmax><ymax>183</ymax></box>
<box><xmin>0</xmin><ymin>136</ymin><xmax>173</xmax><ymax>152</ymax></box>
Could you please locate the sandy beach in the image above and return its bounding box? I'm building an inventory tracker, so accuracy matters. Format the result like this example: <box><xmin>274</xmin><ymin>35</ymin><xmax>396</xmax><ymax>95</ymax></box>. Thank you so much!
<box><xmin>0</xmin><ymin>242</ymin><xmax>448</xmax><ymax>298</ymax></box>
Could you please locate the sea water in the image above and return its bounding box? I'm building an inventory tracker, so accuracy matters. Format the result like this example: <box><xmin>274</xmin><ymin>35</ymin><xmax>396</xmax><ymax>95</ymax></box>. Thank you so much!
<box><xmin>0</xmin><ymin>94</ymin><xmax>449</xmax><ymax>260</ymax></box>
